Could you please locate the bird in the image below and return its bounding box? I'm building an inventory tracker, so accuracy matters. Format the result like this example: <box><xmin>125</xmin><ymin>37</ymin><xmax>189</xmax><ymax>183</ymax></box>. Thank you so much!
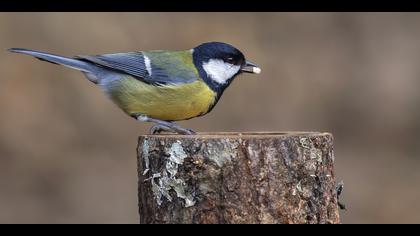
<box><xmin>9</xmin><ymin>42</ymin><xmax>261</xmax><ymax>135</ymax></box>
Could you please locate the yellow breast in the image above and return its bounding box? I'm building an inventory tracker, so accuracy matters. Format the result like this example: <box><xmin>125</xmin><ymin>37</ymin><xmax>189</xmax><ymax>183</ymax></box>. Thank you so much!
<box><xmin>108</xmin><ymin>76</ymin><xmax>217</xmax><ymax>121</ymax></box>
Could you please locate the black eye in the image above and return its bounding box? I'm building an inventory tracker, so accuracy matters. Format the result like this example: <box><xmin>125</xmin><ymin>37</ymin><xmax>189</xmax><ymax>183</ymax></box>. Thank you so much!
<box><xmin>226</xmin><ymin>57</ymin><xmax>235</xmax><ymax>64</ymax></box>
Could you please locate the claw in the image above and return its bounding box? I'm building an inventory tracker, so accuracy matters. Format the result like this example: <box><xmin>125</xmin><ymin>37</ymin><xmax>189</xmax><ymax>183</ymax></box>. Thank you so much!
<box><xmin>185</xmin><ymin>128</ymin><xmax>197</xmax><ymax>135</ymax></box>
<box><xmin>176</xmin><ymin>128</ymin><xmax>196</xmax><ymax>135</ymax></box>
<box><xmin>150</xmin><ymin>125</ymin><xmax>172</xmax><ymax>134</ymax></box>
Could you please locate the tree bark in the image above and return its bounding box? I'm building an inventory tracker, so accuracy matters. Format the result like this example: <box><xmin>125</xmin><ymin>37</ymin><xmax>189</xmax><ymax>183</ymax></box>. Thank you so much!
<box><xmin>137</xmin><ymin>132</ymin><xmax>340</xmax><ymax>224</ymax></box>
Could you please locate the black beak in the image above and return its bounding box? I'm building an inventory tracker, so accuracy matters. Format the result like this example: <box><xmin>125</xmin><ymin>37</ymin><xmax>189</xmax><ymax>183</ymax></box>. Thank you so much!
<box><xmin>241</xmin><ymin>60</ymin><xmax>261</xmax><ymax>74</ymax></box>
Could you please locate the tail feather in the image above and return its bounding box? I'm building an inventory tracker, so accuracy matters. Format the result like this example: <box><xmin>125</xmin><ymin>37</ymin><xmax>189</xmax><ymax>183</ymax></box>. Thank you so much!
<box><xmin>9</xmin><ymin>48</ymin><xmax>93</xmax><ymax>73</ymax></box>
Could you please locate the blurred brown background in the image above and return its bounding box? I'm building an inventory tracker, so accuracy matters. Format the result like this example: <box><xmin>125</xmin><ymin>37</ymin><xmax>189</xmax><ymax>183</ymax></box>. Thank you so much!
<box><xmin>1</xmin><ymin>12</ymin><xmax>420</xmax><ymax>223</ymax></box>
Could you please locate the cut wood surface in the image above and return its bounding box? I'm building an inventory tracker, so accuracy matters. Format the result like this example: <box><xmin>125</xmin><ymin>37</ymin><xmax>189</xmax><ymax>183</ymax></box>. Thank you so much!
<box><xmin>137</xmin><ymin>132</ymin><xmax>340</xmax><ymax>224</ymax></box>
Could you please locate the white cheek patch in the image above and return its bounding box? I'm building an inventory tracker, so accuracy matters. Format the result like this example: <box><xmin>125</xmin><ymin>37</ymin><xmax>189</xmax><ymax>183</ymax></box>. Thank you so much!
<box><xmin>202</xmin><ymin>59</ymin><xmax>241</xmax><ymax>84</ymax></box>
<box><xmin>144</xmin><ymin>55</ymin><xmax>152</xmax><ymax>76</ymax></box>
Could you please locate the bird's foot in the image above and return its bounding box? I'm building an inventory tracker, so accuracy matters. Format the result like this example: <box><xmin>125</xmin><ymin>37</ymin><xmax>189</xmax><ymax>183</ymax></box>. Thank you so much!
<box><xmin>149</xmin><ymin>124</ymin><xmax>196</xmax><ymax>135</ymax></box>
<box><xmin>149</xmin><ymin>124</ymin><xmax>173</xmax><ymax>134</ymax></box>
<box><xmin>134</xmin><ymin>114</ymin><xmax>196</xmax><ymax>135</ymax></box>
<box><xmin>168</xmin><ymin>122</ymin><xmax>197</xmax><ymax>135</ymax></box>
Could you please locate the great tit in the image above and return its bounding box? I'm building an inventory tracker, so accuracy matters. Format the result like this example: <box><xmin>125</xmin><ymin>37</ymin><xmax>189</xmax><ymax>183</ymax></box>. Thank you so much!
<box><xmin>9</xmin><ymin>42</ymin><xmax>261</xmax><ymax>134</ymax></box>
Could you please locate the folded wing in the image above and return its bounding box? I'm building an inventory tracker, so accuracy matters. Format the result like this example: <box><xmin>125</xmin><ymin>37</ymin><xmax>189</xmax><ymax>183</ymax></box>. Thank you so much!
<box><xmin>76</xmin><ymin>51</ymin><xmax>198</xmax><ymax>86</ymax></box>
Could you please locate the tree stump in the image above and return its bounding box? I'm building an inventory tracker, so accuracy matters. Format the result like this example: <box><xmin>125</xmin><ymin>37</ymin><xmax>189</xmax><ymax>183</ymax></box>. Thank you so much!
<box><xmin>137</xmin><ymin>132</ymin><xmax>340</xmax><ymax>224</ymax></box>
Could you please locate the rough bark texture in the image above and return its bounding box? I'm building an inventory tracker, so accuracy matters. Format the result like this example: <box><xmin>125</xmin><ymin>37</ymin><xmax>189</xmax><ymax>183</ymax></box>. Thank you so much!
<box><xmin>137</xmin><ymin>132</ymin><xmax>340</xmax><ymax>224</ymax></box>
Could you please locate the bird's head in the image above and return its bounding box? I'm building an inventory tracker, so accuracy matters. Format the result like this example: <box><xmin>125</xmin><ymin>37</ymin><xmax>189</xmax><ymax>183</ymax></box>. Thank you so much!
<box><xmin>192</xmin><ymin>42</ymin><xmax>261</xmax><ymax>92</ymax></box>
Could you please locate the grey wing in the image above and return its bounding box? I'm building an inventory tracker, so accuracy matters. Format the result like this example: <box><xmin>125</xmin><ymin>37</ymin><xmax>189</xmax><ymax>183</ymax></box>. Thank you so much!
<box><xmin>76</xmin><ymin>52</ymin><xmax>195</xmax><ymax>85</ymax></box>
<box><xmin>76</xmin><ymin>52</ymin><xmax>149</xmax><ymax>81</ymax></box>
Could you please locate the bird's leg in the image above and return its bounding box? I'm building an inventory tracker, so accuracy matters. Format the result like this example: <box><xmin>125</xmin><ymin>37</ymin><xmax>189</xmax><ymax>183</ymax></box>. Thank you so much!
<box><xmin>135</xmin><ymin>114</ymin><xmax>196</xmax><ymax>135</ymax></box>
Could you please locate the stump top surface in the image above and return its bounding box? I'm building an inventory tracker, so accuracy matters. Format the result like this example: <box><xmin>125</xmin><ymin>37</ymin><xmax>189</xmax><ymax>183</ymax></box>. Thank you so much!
<box><xmin>139</xmin><ymin>131</ymin><xmax>332</xmax><ymax>139</ymax></box>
